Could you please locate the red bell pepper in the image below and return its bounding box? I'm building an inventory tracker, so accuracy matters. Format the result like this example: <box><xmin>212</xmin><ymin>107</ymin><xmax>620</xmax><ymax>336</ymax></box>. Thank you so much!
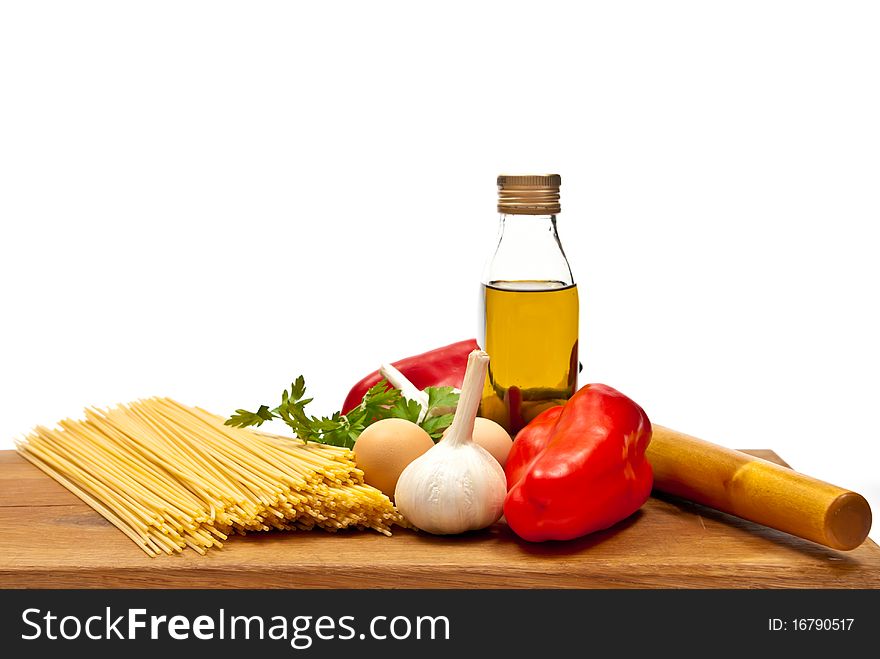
<box><xmin>341</xmin><ymin>339</ymin><xmax>478</xmax><ymax>414</ymax></box>
<box><xmin>504</xmin><ymin>384</ymin><xmax>653</xmax><ymax>542</ymax></box>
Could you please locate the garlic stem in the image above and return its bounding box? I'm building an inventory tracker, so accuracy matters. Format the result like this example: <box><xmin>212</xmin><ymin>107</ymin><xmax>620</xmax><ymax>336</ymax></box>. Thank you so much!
<box><xmin>379</xmin><ymin>363</ymin><xmax>429</xmax><ymax>408</ymax></box>
<box><xmin>442</xmin><ymin>350</ymin><xmax>488</xmax><ymax>447</ymax></box>
<box><xmin>379</xmin><ymin>363</ymin><xmax>430</xmax><ymax>422</ymax></box>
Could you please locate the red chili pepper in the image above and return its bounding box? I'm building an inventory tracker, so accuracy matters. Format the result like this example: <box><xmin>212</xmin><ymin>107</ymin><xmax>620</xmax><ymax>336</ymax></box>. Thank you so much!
<box><xmin>341</xmin><ymin>339</ymin><xmax>479</xmax><ymax>414</ymax></box>
<box><xmin>504</xmin><ymin>383</ymin><xmax>653</xmax><ymax>542</ymax></box>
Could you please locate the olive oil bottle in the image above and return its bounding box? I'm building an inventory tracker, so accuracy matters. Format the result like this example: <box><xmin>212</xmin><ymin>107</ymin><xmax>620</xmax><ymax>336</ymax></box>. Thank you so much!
<box><xmin>479</xmin><ymin>175</ymin><xmax>579</xmax><ymax>434</ymax></box>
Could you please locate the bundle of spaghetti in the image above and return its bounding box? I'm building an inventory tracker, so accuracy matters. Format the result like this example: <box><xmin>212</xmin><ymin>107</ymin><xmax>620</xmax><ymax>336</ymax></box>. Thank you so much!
<box><xmin>15</xmin><ymin>397</ymin><xmax>405</xmax><ymax>557</ymax></box>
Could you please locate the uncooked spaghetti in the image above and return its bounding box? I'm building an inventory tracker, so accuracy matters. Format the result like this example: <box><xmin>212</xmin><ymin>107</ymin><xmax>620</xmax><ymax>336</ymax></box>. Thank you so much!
<box><xmin>16</xmin><ymin>398</ymin><xmax>404</xmax><ymax>556</ymax></box>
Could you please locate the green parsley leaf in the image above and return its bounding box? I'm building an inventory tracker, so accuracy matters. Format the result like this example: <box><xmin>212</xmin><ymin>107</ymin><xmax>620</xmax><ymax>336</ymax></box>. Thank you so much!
<box><xmin>391</xmin><ymin>397</ymin><xmax>423</xmax><ymax>424</ymax></box>
<box><xmin>226</xmin><ymin>375</ymin><xmax>463</xmax><ymax>448</ymax></box>
<box><xmin>420</xmin><ymin>412</ymin><xmax>456</xmax><ymax>440</ymax></box>
<box><xmin>225</xmin><ymin>405</ymin><xmax>275</xmax><ymax>428</ymax></box>
<box><xmin>425</xmin><ymin>386</ymin><xmax>459</xmax><ymax>411</ymax></box>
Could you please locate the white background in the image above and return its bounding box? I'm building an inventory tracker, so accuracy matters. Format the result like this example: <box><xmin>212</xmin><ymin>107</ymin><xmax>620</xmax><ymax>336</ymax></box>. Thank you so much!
<box><xmin>1</xmin><ymin>2</ymin><xmax>878</xmax><ymax>541</ymax></box>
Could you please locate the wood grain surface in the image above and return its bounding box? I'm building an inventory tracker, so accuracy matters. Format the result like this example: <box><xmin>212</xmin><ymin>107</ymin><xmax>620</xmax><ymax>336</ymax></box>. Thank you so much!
<box><xmin>0</xmin><ymin>450</ymin><xmax>877</xmax><ymax>589</ymax></box>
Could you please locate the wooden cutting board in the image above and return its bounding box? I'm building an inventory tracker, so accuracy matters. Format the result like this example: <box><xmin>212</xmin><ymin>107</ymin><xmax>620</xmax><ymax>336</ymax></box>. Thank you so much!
<box><xmin>1</xmin><ymin>450</ymin><xmax>877</xmax><ymax>588</ymax></box>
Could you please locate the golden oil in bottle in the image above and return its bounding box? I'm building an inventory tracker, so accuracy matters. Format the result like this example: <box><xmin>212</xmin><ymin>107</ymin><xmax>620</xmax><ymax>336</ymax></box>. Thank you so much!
<box><xmin>478</xmin><ymin>175</ymin><xmax>579</xmax><ymax>435</ymax></box>
<box><xmin>480</xmin><ymin>281</ymin><xmax>578</xmax><ymax>434</ymax></box>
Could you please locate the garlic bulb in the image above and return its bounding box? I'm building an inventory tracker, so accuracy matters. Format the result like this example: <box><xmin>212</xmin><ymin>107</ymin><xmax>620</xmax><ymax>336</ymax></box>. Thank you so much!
<box><xmin>394</xmin><ymin>349</ymin><xmax>507</xmax><ymax>534</ymax></box>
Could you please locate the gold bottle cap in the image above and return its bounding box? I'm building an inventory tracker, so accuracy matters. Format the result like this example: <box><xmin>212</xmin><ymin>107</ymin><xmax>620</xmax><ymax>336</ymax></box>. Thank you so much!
<box><xmin>497</xmin><ymin>174</ymin><xmax>561</xmax><ymax>215</ymax></box>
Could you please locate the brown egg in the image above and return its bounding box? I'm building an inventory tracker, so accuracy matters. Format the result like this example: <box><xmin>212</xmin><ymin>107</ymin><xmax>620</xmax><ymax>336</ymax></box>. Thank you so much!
<box><xmin>353</xmin><ymin>418</ymin><xmax>434</xmax><ymax>498</ymax></box>
<box><xmin>443</xmin><ymin>417</ymin><xmax>513</xmax><ymax>467</ymax></box>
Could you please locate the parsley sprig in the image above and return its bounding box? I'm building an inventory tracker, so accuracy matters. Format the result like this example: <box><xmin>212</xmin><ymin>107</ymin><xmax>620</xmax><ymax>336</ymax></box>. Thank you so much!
<box><xmin>225</xmin><ymin>376</ymin><xmax>458</xmax><ymax>448</ymax></box>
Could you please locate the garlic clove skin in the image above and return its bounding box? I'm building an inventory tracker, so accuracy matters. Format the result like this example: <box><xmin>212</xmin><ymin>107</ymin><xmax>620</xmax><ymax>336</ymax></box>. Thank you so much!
<box><xmin>394</xmin><ymin>441</ymin><xmax>506</xmax><ymax>535</ymax></box>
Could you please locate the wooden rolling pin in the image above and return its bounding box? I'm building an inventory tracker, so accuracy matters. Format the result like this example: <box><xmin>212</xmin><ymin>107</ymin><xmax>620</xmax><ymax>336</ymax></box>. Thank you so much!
<box><xmin>648</xmin><ymin>425</ymin><xmax>872</xmax><ymax>550</ymax></box>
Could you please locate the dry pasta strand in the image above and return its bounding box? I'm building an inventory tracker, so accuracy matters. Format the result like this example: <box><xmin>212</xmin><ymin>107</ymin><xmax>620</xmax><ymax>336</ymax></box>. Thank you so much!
<box><xmin>17</xmin><ymin>398</ymin><xmax>406</xmax><ymax>556</ymax></box>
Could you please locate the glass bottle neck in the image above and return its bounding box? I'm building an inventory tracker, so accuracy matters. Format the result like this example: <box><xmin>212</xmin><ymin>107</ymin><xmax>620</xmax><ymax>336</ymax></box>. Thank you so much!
<box><xmin>500</xmin><ymin>213</ymin><xmax>559</xmax><ymax>239</ymax></box>
<box><xmin>482</xmin><ymin>213</ymin><xmax>575</xmax><ymax>287</ymax></box>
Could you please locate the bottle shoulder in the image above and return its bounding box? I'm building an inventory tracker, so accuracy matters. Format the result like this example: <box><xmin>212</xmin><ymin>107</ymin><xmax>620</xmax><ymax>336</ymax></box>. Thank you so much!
<box><xmin>482</xmin><ymin>215</ymin><xmax>576</xmax><ymax>286</ymax></box>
